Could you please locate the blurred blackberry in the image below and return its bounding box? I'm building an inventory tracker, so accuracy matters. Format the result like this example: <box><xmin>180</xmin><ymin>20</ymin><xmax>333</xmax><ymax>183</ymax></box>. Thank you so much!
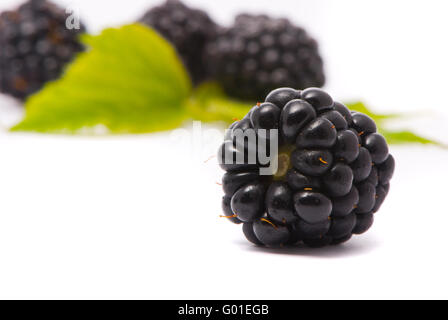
<box><xmin>0</xmin><ymin>0</ymin><xmax>86</xmax><ymax>100</ymax></box>
<box><xmin>138</xmin><ymin>0</ymin><xmax>218</xmax><ymax>84</ymax></box>
<box><xmin>206</xmin><ymin>14</ymin><xmax>325</xmax><ymax>101</ymax></box>
<box><xmin>218</xmin><ymin>87</ymin><xmax>394</xmax><ymax>248</ymax></box>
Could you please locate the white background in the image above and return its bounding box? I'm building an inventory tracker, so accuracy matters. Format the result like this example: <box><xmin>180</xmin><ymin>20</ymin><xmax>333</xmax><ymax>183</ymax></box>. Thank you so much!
<box><xmin>1</xmin><ymin>0</ymin><xmax>448</xmax><ymax>299</ymax></box>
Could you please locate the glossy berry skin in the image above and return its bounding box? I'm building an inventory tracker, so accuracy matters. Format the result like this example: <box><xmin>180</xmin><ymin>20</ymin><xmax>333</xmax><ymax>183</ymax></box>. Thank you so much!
<box><xmin>333</xmin><ymin>130</ymin><xmax>360</xmax><ymax>163</ymax></box>
<box><xmin>243</xmin><ymin>223</ymin><xmax>262</xmax><ymax>245</ymax></box>
<box><xmin>293</xmin><ymin>191</ymin><xmax>332</xmax><ymax>224</ymax></box>
<box><xmin>266</xmin><ymin>182</ymin><xmax>297</xmax><ymax>224</ymax></box>
<box><xmin>373</xmin><ymin>184</ymin><xmax>388</xmax><ymax>213</ymax></box>
<box><xmin>331</xmin><ymin>234</ymin><xmax>352</xmax><ymax>245</ymax></box>
<box><xmin>378</xmin><ymin>155</ymin><xmax>395</xmax><ymax>185</ymax></box>
<box><xmin>286</xmin><ymin>169</ymin><xmax>322</xmax><ymax>191</ymax></box>
<box><xmin>280</xmin><ymin>99</ymin><xmax>316</xmax><ymax>143</ymax></box>
<box><xmin>219</xmin><ymin>87</ymin><xmax>394</xmax><ymax>248</ymax></box>
<box><xmin>364</xmin><ymin>133</ymin><xmax>389</xmax><ymax>164</ymax></box>
<box><xmin>351</xmin><ymin>113</ymin><xmax>377</xmax><ymax>135</ymax></box>
<box><xmin>301</xmin><ymin>88</ymin><xmax>334</xmax><ymax>113</ymax></box>
<box><xmin>334</xmin><ymin>102</ymin><xmax>353</xmax><ymax>124</ymax></box>
<box><xmin>0</xmin><ymin>0</ymin><xmax>86</xmax><ymax>100</ymax></box>
<box><xmin>328</xmin><ymin>213</ymin><xmax>357</xmax><ymax>239</ymax></box>
<box><xmin>294</xmin><ymin>218</ymin><xmax>330</xmax><ymax>240</ymax></box>
<box><xmin>253</xmin><ymin>218</ymin><xmax>290</xmax><ymax>247</ymax></box>
<box><xmin>222</xmin><ymin>196</ymin><xmax>242</xmax><ymax>224</ymax></box>
<box><xmin>355</xmin><ymin>182</ymin><xmax>376</xmax><ymax>214</ymax></box>
<box><xmin>250</xmin><ymin>103</ymin><xmax>281</xmax><ymax>130</ymax></box>
<box><xmin>332</xmin><ymin>187</ymin><xmax>359</xmax><ymax>217</ymax></box>
<box><xmin>291</xmin><ymin>149</ymin><xmax>333</xmax><ymax>176</ymax></box>
<box><xmin>266</xmin><ymin>88</ymin><xmax>302</xmax><ymax>109</ymax></box>
<box><xmin>222</xmin><ymin>171</ymin><xmax>259</xmax><ymax>195</ymax></box>
<box><xmin>353</xmin><ymin>213</ymin><xmax>374</xmax><ymax>235</ymax></box>
<box><xmin>322</xmin><ymin>163</ymin><xmax>353</xmax><ymax>197</ymax></box>
<box><xmin>303</xmin><ymin>236</ymin><xmax>333</xmax><ymax>248</ymax></box>
<box><xmin>351</xmin><ymin>147</ymin><xmax>373</xmax><ymax>183</ymax></box>
<box><xmin>296</xmin><ymin>118</ymin><xmax>337</xmax><ymax>149</ymax></box>
<box><xmin>320</xmin><ymin>111</ymin><xmax>348</xmax><ymax>131</ymax></box>
<box><xmin>231</xmin><ymin>183</ymin><xmax>265</xmax><ymax>222</ymax></box>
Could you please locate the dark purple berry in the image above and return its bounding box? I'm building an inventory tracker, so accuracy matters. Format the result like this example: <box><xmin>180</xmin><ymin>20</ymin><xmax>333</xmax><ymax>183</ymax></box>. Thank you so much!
<box><xmin>320</xmin><ymin>110</ymin><xmax>348</xmax><ymax>130</ymax></box>
<box><xmin>328</xmin><ymin>213</ymin><xmax>356</xmax><ymax>238</ymax></box>
<box><xmin>322</xmin><ymin>163</ymin><xmax>354</xmax><ymax>197</ymax></box>
<box><xmin>293</xmin><ymin>191</ymin><xmax>332</xmax><ymax>224</ymax></box>
<box><xmin>373</xmin><ymin>184</ymin><xmax>388</xmax><ymax>213</ymax></box>
<box><xmin>253</xmin><ymin>218</ymin><xmax>290</xmax><ymax>247</ymax></box>
<box><xmin>280</xmin><ymin>99</ymin><xmax>316</xmax><ymax>143</ymax></box>
<box><xmin>296</xmin><ymin>118</ymin><xmax>337</xmax><ymax>149</ymax></box>
<box><xmin>266</xmin><ymin>182</ymin><xmax>297</xmax><ymax>224</ymax></box>
<box><xmin>355</xmin><ymin>182</ymin><xmax>376</xmax><ymax>214</ymax></box>
<box><xmin>333</xmin><ymin>130</ymin><xmax>360</xmax><ymax>163</ymax></box>
<box><xmin>351</xmin><ymin>147</ymin><xmax>373</xmax><ymax>182</ymax></box>
<box><xmin>243</xmin><ymin>223</ymin><xmax>262</xmax><ymax>245</ymax></box>
<box><xmin>348</xmin><ymin>128</ymin><xmax>363</xmax><ymax>144</ymax></box>
<box><xmin>250</xmin><ymin>102</ymin><xmax>281</xmax><ymax>130</ymax></box>
<box><xmin>301</xmin><ymin>88</ymin><xmax>334</xmax><ymax>113</ymax></box>
<box><xmin>0</xmin><ymin>0</ymin><xmax>86</xmax><ymax>100</ymax></box>
<box><xmin>364</xmin><ymin>133</ymin><xmax>389</xmax><ymax>164</ymax></box>
<box><xmin>231</xmin><ymin>183</ymin><xmax>265</xmax><ymax>222</ymax></box>
<box><xmin>265</xmin><ymin>88</ymin><xmax>302</xmax><ymax>109</ymax></box>
<box><xmin>222</xmin><ymin>171</ymin><xmax>259</xmax><ymax>195</ymax></box>
<box><xmin>331</xmin><ymin>186</ymin><xmax>359</xmax><ymax>217</ymax></box>
<box><xmin>303</xmin><ymin>236</ymin><xmax>333</xmax><ymax>248</ymax></box>
<box><xmin>352</xmin><ymin>213</ymin><xmax>374</xmax><ymax>235</ymax></box>
<box><xmin>286</xmin><ymin>169</ymin><xmax>322</xmax><ymax>191</ymax></box>
<box><xmin>378</xmin><ymin>154</ymin><xmax>395</xmax><ymax>185</ymax></box>
<box><xmin>139</xmin><ymin>0</ymin><xmax>218</xmax><ymax>84</ymax></box>
<box><xmin>219</xmin><ymin>87</ymin><xmax>394</xmax><ymax>248</ymax></box>
<box><xmin>206</xmin><ymin>13</ymin><xmax>325</xmax><ymax>100</ymax></box>
<box><xmin>294</xmin><ymin>218</ymin><xmax>330</xmax><ymax>240</ymax></box>
<box><xmin>331</xmin><ymin>234</ymin><xmax>352</xmax><ymax>245</ymax></box>
<box><xmin>222</xmin><ymin>196</ymin><xmax>243</xmax><ymax>224</ymax></box>
<box><xmin>291</xmin><ymin>149</ymin><xmax>333</xmax><ymax>176</ymax></box>
<box><xmin>351</xmin><ymin>113</ymin><xmax>377</xmax><ymax>136</ymax></box>
<box><xmin>334</xmin><ymin>102</ymin><xmax>353</xmax><ymax>124</ymax></box>
<box><xmin>365</xmin><ymin>166</ymin><xmax>379</xmax><ymax>186</ymax></box>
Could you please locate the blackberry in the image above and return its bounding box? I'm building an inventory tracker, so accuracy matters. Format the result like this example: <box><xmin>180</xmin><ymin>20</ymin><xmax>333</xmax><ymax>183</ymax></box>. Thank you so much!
<box><xmin>218</xmin><ymin>87</ymin><xmax>394</xmax><ymax>248</ymax></box>
<box><xmin>0</xmin><ymin>0</ymin><xmax>86</xmax><ymax>100</ymax></box>
<box><xmin>206</xmin><ymin>14</ymin><xmax>325</xmax><ymax>101</ymax></box>
<box><xmin>138</xmin><ymin>0</ymin><xmax>218</xmax><ymax>84</ymax></box>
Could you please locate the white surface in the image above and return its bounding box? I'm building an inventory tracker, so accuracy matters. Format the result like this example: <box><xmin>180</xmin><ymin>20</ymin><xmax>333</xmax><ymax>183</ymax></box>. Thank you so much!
<box><xmin>1</xmin><ymin>0</ymin><xmax>448</xmax><ymax>300</ymax></box>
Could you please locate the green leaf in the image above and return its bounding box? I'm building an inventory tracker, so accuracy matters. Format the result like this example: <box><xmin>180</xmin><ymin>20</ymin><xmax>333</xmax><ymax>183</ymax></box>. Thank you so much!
<box><xmin>12</xmin><ymin>24</ymin><xmax>192</xmax><ymax>134</ymax></box>
<box><xmin>184</xmin><ymin>82</ymin><xmax>253</xmax><ymax>124</ymax></box>
<box><xmin>380</xmin><ymin>129</ymin><xmax>446</xmax><ymax>147</ymax></box>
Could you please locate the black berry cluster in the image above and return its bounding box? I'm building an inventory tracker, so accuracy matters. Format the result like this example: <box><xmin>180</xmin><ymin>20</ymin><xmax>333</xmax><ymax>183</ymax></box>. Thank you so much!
<box><xmin>206</xmin><ymin>14</ymin><xmax>325</xmax><ymax>101</ymax></box>
<box><xmin>0</xmin><ymin>0</ymin><xmax>85</xmax><ymax>100</ymax></box>
<box><xmin>139</xmin><ymin>0</ymin><xmax>218</xmax><ymax>84</ymax></box>
<box><xmin>219</xmin><ymin>87</ymin><xmax>394</xmax><ymax>248</ymax></box>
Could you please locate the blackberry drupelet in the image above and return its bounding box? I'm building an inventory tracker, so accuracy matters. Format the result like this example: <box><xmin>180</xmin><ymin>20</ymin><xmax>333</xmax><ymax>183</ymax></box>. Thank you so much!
<box><xmin>218</xmin><ymin>87</ymin><xmax>394</xmax><ymax>248</ymax></box>
<box><xmin>0</xmin><ymin>0</ymin><xmax>86</xmax><ymax>100</ymax></box>
<box><xmin>206</xmin><ymin>14</ymin><xmax>325</xmax><ymax>101</ymax></box>
<box><xmin>138</xmin><ymin>0</ymin><xmax>218</xmax><ymax>84</ymax></box>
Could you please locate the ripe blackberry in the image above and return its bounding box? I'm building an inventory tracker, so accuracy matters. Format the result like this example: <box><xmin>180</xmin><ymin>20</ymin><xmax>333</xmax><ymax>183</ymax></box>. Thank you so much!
<box><xmin>218</xmin><ymin>87</ymin><xmax>394</xmax><ymax>248</ymax></box>
<box><xmin>206</xmin><ymin>14</ymin><xmax>325</xmax><ymax>101</ymax></box>
<box><xmin>0</xmin><ymin>0</ymin><xmax>86</xmax><ymax>100</ymax></box>
<box><xmin>138</xmin><ymin>0</ymin><xmax>218</xmax><ymax>84</ymax></box>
